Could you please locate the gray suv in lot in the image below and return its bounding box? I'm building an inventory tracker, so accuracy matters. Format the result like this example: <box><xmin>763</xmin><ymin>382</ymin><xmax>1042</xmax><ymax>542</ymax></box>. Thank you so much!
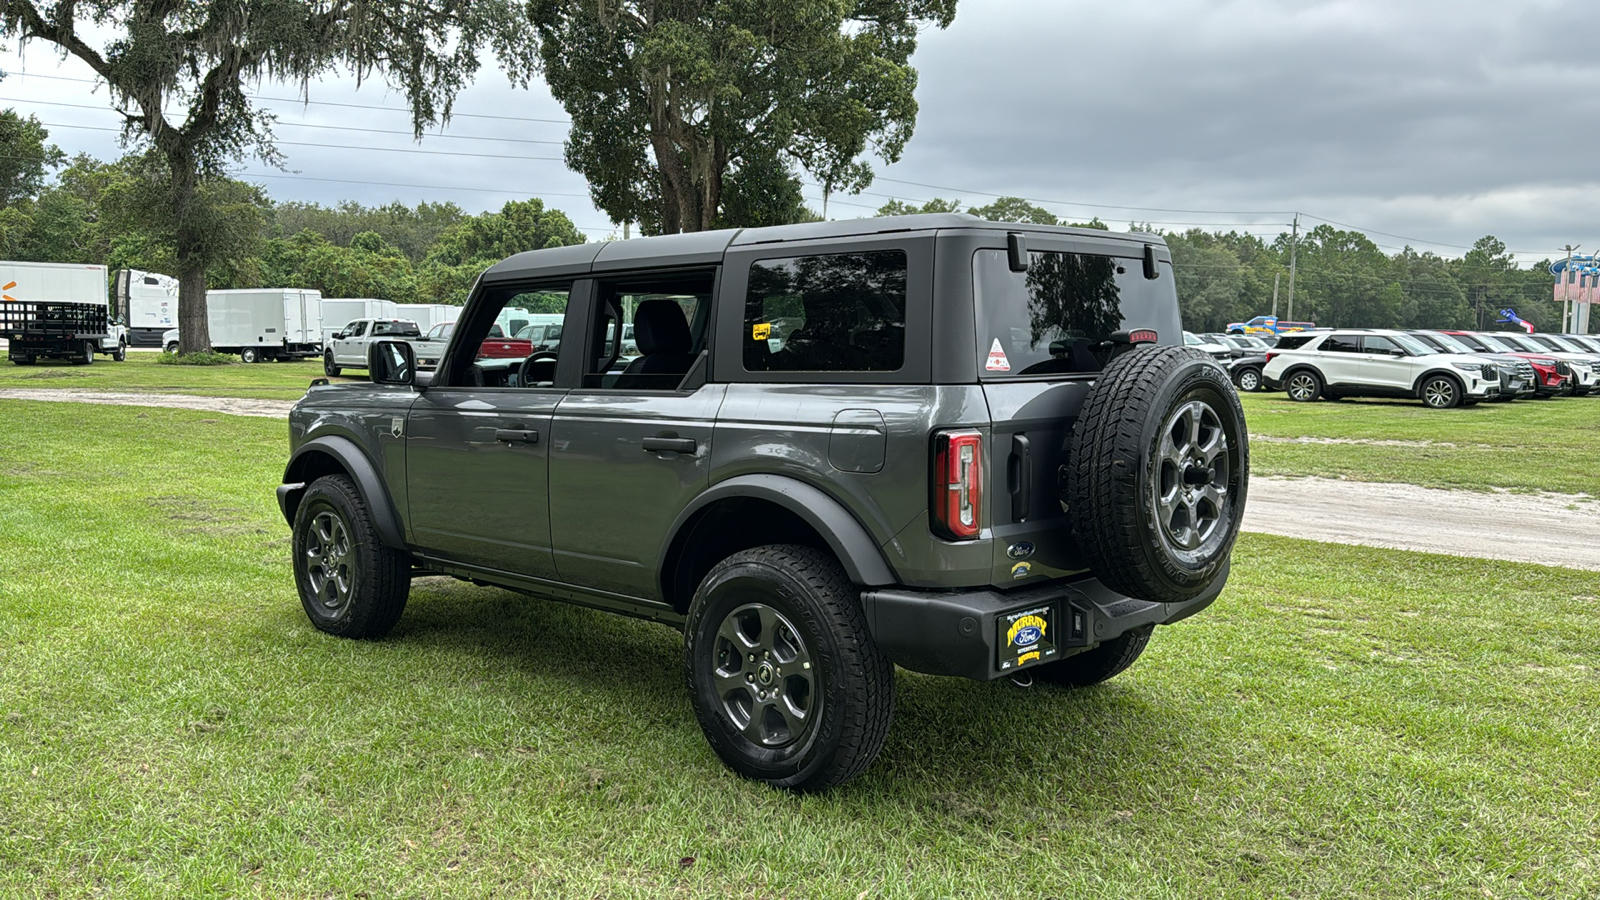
<box><xmin>275</xmin><ymin>214</ymin><xmax>1249</xmax><ymax>790</ymax></box>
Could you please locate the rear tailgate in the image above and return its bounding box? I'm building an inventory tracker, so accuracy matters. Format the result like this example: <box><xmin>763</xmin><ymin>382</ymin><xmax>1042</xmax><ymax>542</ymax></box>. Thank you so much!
<box><xmin>972</xmin><ymin>235</ymin><xmax>1181</xmax><ymax>589</ymax></box>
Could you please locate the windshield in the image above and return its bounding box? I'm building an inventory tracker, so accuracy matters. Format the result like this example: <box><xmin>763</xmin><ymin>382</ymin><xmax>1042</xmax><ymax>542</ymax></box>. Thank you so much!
<box><xmin>1535</xmin><ymin>335</ymin><xmax>1583</xmax><ymax>353</ymax></box>
<box><xmin>1567</xmin><ymin>335</ymin><xmax>1600</xmax><ymax>353</ymax></box>
<box><xmin>1183</xmin><ymin>332</ymin><xmax>1202</xmax><ymax>345</ymax></box>
<box><xmin>1390</xmin><ymin>333</ymin><xmax>1435</xmax><ymax>355</ymax></box>
<box><xmin>1424</xmin><ymin>331</ymin><xmax>1475</xmax><ymax>354</ymax></box>
<box><xmin>973</xmin><ymin>249</ymin><xmax>1180</xmax><ymax>377</ymax></box>
<box><xmin>1494</xmin><ymin>334</ymin><xmax>1539</xmax><ymax>352</ymax></box>
<box><xmin>373</xmin><ymin>320</ymin><xmax>421</xmax><ymax>337</ymax></box>
<box><xmin>1236</xmin><ymin>335</ymin><xmax>1269</xmax><ymax>349</ymax></box>
<box><xmin>1475</xmin><ymin>333</ymin><xmax>1515</xmax><ymax>352</ymax></box>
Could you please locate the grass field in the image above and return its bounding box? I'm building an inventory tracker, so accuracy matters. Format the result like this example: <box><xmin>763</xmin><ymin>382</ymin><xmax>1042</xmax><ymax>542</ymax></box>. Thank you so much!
<box><xmin>2</xmin><ymin>399</ymin><xmax>1596</xmax><ymax>898</ymax></box>
<box><xmin>0</xmin><ymin>352</ymin><xmax>350</xmax><ymax>400</ymax></box>
<box><xmin>1240</xmin><ymin>391</ymin><xmax>1600</xmax><ymax>495</ymax></box>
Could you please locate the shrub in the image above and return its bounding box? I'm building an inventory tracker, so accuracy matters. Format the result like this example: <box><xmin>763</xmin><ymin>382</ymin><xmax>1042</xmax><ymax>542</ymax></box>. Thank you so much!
<box><xmin>157</xmin><ymin>351</ymin><xmax>236</xmax><ymax>366</ymax></box>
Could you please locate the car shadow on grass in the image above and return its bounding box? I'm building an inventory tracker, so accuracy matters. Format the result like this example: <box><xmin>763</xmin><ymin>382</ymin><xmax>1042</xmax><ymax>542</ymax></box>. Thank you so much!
<box><xmin>382</xmin><ymin>577</ymin><xmax>1196</xmax><ymax>809</ymax></box>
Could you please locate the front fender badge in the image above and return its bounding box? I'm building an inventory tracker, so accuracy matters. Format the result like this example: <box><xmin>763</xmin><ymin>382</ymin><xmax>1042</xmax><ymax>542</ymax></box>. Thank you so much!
<box><xmin>390</xmin><ymin>417</ymin><xmax>404</xmax><ymax>439</ymax></box>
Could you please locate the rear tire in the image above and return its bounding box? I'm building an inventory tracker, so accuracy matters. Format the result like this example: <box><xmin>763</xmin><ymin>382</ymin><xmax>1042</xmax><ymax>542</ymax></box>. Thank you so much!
<box><xmin>323</xmin><ymin>352</ymin><xmax>341</xmax><ymax>377</ymax></box>
<box><xmin>291</xmin><ymin>475</ymin><xmax>410</xmax><ymax>639</ymax></box>
<box><xmin>241</xmin><ymin>347</ymin><xmax>260</xmax><ymax>364</ymax></box>
<box><xmin>1032</xmin><ymin>626</ymin><xmax>1153</xmax><ymax>687</ymax></box>
<box><xmin>1234</xmin><ymin>367</ymin><xmax>1262</xmax><ymax>392</ymax></box>
<box><xmin>72</xmin><ymin>341</ymin><xmax>94</xmax><ymax>365</ymax></box>
<box><xmin>1284</xmin><ymin>369</ymin><xmax>1322</xmax><ymax>401</ymax></box>
<box><xmin>684</xmin><ymin>544</ymin><xmax>894</xmax><ymax>791</ymax></box>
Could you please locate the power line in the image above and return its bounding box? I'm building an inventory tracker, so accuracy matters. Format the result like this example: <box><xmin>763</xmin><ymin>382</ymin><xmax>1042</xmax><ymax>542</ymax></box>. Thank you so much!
<box><xmin>0</xmin><ymin>95</ymin><xmax>566</xmax><ymax>145</ymax></box>
<box><xmin>3</xmin><ymin>69</ymin><xmax>572</xmax><ymax>124</ymax></box>
<box><xmin>34</xmin><ymin>120</ymin><xmax>566</xmax><ymax>161</ymax></box>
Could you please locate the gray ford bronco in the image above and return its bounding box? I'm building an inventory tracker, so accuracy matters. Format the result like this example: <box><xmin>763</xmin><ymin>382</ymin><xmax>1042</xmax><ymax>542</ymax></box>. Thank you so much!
<box><xmin>276</xmin><ymin>213</ymin><xmax>1249</xmax><ymax>790</ymax></box>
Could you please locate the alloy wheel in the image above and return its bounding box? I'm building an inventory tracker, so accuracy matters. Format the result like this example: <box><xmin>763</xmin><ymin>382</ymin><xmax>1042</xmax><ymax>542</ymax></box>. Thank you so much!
<box><xmin>1287</xmin><ymin>373</ymin><xmax>1317</xmax><ymax>401</ymax></box>
<box><xmin>710</xmin><ymin>602</ymin><xmax>816</xmax><ymax>748</ymax></box>
<box><xmin>1423</xmin><ymin>378</ymin><xmax>1456</xmax><ymax>408</ymax></box>
<box><xmin>304</xmin><ymin>509</ymin><xmax>356</xmax><ymax>616</ymax></box>
<box><xmin>1154</xmin><ymin>399</ymin><xmax>1232</xmax><ymax>555</ymax></box>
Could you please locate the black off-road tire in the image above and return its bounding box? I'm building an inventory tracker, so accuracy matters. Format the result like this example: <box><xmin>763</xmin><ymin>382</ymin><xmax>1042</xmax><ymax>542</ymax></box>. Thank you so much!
<box><xmin>1284</xmin><ymin>369</ymin><xmax>1322</xmax><ymax>402</ymax></box>
<box><xmin>684</xmin><ymin>544</ymin><xmax>894</xmax><ymax>792</ymax></box>
<box><xmin>323</xmin><ymin>352</ymin><xmax>341</xmax><ymax>377</ymax></box>
<box><xmin>73</xmin><ymin>341</ymin><xmax>94</xmax><ymax>365</ymax></box>
<box><xmin>291</xmin><ymin>474</ymin><xmax>410</xmax><ymax>639</ymax></box>
<box><xmin>1032</xmin><ymin>626</ymin><xmax>1154</xmax><ymax>687</ymax></box>
<box><xmin>1066</xmin><ymin>346</ymin><xmax>1249</xmax><ymax>604</ymax></box>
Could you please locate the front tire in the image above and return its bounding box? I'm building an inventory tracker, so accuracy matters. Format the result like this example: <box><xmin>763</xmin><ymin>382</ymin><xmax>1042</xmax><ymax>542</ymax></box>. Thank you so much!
<box><xmin>113</xmin><ymin>341</ymin><xmax>127</xmax><ymax>362</ymax></box>
<box><xmin>1033</xmin><ymin>626</ymin><xmax>1153</xmax><ymax>687</ymax></box>
<box><xmin>164</xmin><ymin>342</ymin><xmax>178</xmax><ymax>354</ymax></box>
<box><xmin>291</xmin><ymin>475</ymin><xmax>410</xmax><ymax>639</ymax></box>
<box><xmin>1234</xmin><ymin>367</ymin><xmax>1262</xmax><ymax>392</ymax></box>
<box><xmin>684</xmin><ymin>545</ymin><xmax>894</xmax><ymax>791</ymax></box>
<box><xmin>323</xmin><ymin>352</ymin><xmax>341</xmax><ymax>377</ymax></box>
<box><xmin>241</xmin><ymin>347</ymin><xmax>260</xmax><ymax>364</ymax></box>
<box><xmin>1420</xmin><ymin>374</ymin><xmax>1463</xmax><ymax>409</ymax></box>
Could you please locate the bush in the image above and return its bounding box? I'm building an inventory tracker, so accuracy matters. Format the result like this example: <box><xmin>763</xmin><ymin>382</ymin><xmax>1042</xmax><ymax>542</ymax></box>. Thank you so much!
<box><xmin>157</xmin><ymin>351</ymin><xmax>236</xmax><ymax>366</ymax></box>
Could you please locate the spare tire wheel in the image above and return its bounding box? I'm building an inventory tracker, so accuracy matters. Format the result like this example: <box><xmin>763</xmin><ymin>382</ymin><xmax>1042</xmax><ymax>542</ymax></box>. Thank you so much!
<box><xmin>1066</xmin><ymin>346</ymin><xmax>1248</xmax><ymax>604</ymax></box>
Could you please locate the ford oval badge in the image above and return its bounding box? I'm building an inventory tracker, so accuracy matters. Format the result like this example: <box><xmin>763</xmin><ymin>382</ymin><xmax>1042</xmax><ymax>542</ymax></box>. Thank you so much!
<box><xmin>1006</xmin><ymin>541</ymin><xmax>1035</xmax><ymax>560</ymax></box>
<box><xmin>1013</xmin><ymin>625</ymin><xmax>1042</xmax><ymax>647</ymax></box>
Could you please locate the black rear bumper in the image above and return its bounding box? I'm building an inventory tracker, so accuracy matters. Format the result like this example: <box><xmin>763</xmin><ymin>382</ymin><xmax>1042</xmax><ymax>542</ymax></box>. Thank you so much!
<box><xmin>859</xmin><ymin>562</ymin><xmax>1227</xmax><ymax>681</ymax></box>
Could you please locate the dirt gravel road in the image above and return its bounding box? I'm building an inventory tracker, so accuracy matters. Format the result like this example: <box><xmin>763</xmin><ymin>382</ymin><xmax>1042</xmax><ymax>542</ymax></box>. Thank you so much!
<box><xmin>3</xmin><ymin>389</ymin><xmax>1596</xmax><ymax>570</ymax></box>
<box><xmin>0</xmin><ymin>388</ymin><xmax>293</xmax><ymax>418</ymax></box>
<box><xmin>1242</xmin><ymin>476</ymin><xmax>1600</xmax><ymax>571</ymax></box>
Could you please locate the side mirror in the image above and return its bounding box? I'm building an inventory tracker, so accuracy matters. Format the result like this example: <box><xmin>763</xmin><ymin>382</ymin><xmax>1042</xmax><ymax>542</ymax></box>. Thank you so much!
<box><xmin>369</xmin><ymin>340</ymin><xmax>417</xmax><ymax>387</ymax></box>
<box><xmin>332</xmin><ymin>331</ymin><xmax>346</xmax><ymax>340</ymax></box>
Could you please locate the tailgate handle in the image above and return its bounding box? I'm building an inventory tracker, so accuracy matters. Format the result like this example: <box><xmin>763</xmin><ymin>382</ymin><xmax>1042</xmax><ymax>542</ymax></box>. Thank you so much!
<box><xmin>495</xmin><ymin>428</ymin><xmax>539</xmax><ymax>444</ymax></box>
<box><xmin>643</xmin><ymin>436</ymin><xmax>697</xmax><ymax>454</ymax></box>
<box><xmin>1009</xmin><ymin>434</ymin><xmax>1032</xmax><ymax>522</ymax></box>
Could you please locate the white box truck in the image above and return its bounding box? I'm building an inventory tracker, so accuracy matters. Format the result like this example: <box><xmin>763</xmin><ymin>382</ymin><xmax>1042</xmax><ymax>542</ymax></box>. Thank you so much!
<box><xmin>322</xmin><ymin>298</ymin><xmax>397</xmax><ymax>346</ymax></box>
<box><xmin>113</xmin><ymin>268</ymin><xmax>179</xmax><ymax>347</ymax></box>
<box><xmin>395</xmin><ymin>303</ymin><xmax>456</xmax><ymax>333</ymax></box>
<box><xmin>204</xmin><ymin>289</ymin><xmax>325</xmax><ymax>362</ymax></box>
<box><xmin>2</xmin><ymin>260</ymin><xmax>126</xmax><ymax>365</ymax></box>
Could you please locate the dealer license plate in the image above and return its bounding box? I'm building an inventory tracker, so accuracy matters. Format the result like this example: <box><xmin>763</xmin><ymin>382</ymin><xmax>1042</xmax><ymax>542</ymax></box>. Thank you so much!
<box><xmin>998</xmin><ymin>604</ymin><xmax>1060</xmax><ymax>672</ymax></box>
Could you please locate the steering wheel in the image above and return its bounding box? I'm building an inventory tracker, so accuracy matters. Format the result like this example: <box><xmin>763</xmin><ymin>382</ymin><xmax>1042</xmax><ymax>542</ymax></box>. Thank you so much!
<box><xmin>517</xmin><ymin>351</ymin><xmax>560</xmax><ymax>388</ymax></box>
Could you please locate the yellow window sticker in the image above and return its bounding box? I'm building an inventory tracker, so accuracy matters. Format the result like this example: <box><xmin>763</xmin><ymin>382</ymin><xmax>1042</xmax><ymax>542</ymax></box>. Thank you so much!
<box><xmin>752</xmin><ymin>322</ymin><xmax>772</xmax><ymax>341</ymax></box>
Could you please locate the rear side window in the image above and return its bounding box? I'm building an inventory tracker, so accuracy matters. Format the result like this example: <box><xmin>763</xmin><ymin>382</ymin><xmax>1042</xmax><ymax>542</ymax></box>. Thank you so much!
<box><xmin>743</xmin><ymin>251</ymin><xmax>907</xmax><ymax>372</ymax></box>
<box><xmin>1273</xmin><ymin>334</ymin><xmax>1316</xmax><ymax>350</ymax></box>
<box><xmin>372</xmin><ymin>321</ymin><xmax>421</xmax><ymax>338</ymax></box>
<box><xmin>972</xmin><ymin>249</ymin><xmax>1172</xmax><ymax>377</ymax></box>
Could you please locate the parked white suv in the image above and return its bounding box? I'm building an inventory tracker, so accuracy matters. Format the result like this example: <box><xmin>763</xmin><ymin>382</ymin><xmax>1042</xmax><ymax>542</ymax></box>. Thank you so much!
<box><xmin>1262</xmin><ymin>329</ymin><xmax>1500</xmax><ymax>409</ymax></box>
<box><xmin>324</xmin><ymin>318</ymin><xmax>422</xmax><ymax>377</ymax></box>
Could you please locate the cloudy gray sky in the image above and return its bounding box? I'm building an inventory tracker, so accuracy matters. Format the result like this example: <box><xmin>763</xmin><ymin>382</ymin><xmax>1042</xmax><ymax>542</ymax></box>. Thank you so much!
<box><xmin>4</xmin><ymin>0</ymin><xmax>1597</xmax><ymax>264</ymax></box>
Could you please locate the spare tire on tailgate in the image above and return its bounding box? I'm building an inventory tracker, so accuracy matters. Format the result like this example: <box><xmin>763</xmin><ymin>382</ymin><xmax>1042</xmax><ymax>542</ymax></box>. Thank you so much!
<box><xmin>1065</xmin><ymin>345</ymin><xmax>1249</xmax><ymax>604</ymax></box>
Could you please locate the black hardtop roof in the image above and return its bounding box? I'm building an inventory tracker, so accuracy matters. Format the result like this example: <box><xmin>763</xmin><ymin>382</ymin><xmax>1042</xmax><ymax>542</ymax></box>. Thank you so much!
<box><xmin>480</xmin><ymin>213</ymin><xmax>1163</xmax><ymax>283</ymax></box>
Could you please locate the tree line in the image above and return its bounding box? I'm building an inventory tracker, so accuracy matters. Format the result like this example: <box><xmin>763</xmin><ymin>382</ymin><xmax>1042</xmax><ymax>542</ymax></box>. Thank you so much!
<box><xmin>879</xmin><ymin>197</ymin><xmax>1567</xmax><ymax>333</ymax></box>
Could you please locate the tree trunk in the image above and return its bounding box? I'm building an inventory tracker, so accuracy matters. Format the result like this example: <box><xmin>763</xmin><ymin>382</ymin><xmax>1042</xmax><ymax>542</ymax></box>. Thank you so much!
<box><xmin>169</xmin><ymin>151</ymin><xmax>212</xmax><ymax>355</ymax></box>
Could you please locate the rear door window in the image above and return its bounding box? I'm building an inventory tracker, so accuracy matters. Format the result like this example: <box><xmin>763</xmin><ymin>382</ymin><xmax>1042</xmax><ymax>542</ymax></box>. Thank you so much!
<box><xmin>972</xmin><ymin>248</ymin><xmax>1173</xmax><ymax>377</ymax></box>
<box><xmin>743</xmin><ymin>250</ymin><xmax>907</xmax><ymax>372</ymax></box>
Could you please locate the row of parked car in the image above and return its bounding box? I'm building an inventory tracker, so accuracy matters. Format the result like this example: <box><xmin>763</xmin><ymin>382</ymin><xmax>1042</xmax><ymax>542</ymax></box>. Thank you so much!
<box><xmin>1188</xmin><ymin>328</ymin><xmax>1600</xmax><ymax>409</ymax></box>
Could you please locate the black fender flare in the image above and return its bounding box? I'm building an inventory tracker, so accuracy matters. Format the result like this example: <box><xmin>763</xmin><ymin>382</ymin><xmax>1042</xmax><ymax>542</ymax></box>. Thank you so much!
<box><xmin>661</xmin><ymin>474</ymin><xmax>898</xmax><ymax>589</ymax></box>
<box><xmin>278</xmin><ymin>435</ymin><xmax>407</xmax><ymax>550</ymax></box>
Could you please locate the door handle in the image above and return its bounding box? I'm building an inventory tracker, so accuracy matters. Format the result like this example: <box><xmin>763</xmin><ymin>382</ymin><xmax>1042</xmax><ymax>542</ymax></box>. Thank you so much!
<box><xmin>642</xmin><ymin>436</ymin><xmax>697</xmax><ymax>454</ymax></box>
<box><xmin>1009</xmin><ymin>433</ymin><xmax>1032</xmax><ymax>522</ymax></box>
<box><xmin>495</xmin><ymin>429</ymin><xmax>539</xmax><ymax>444</ymax></box>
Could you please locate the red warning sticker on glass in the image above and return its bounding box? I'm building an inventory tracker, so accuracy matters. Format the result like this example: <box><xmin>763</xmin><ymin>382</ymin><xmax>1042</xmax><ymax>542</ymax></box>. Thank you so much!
<box><xmin>986</xmin><ymin>338</ymin><xmax>1011</xmax><ymax>372</ymax></box>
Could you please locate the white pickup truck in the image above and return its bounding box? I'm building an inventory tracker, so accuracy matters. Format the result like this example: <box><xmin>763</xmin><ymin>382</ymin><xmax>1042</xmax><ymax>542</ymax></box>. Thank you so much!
<box><xmin>322</xmin><ymin>318</ymin><xmax>423</xmax><ymax>377</ymax></box>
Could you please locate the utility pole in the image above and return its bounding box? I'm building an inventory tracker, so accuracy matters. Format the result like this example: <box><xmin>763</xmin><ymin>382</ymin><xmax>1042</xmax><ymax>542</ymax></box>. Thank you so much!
<box><xmin>1270</xmin><ymin>272</ymin><xmax>1280</xmax><ymax>317</ymax></box>
<box><xmin>1561</xmin><ymin>244</ymin><xmax>1579</xmax><ymax>331</ymax></box>
<box><xmin>1286</xmin><ymin>213</ymin><xmax>1300</xmax><ymax>321</ymax></box>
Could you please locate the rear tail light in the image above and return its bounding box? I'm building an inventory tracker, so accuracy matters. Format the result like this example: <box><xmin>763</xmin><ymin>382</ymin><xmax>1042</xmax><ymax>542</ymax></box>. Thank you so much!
<box><xmin>1264</xmin><ymin>352</ymin><xmax>1277</xmax><ymax>363</ymax></box>
<box><xmin>932</xmin><ymin>430</ymin><xmax>983</xmax><ymax>540</ymax></box>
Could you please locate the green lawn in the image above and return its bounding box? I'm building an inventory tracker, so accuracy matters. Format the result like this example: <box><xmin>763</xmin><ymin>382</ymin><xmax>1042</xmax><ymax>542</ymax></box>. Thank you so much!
<box><xmin>1242</xmin><ymin>392</ymin><xmax>1600</xmax><ymax>495</ymax></box>
<box><xmin>0</xmin><ymin>351</ymin><xmax>358</xmax><ymax>400</ymax></box>
<box><xmin>2</xmin><ymin>399</ymin><xmax>1596</xmax><ymax>898</ymax></box>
